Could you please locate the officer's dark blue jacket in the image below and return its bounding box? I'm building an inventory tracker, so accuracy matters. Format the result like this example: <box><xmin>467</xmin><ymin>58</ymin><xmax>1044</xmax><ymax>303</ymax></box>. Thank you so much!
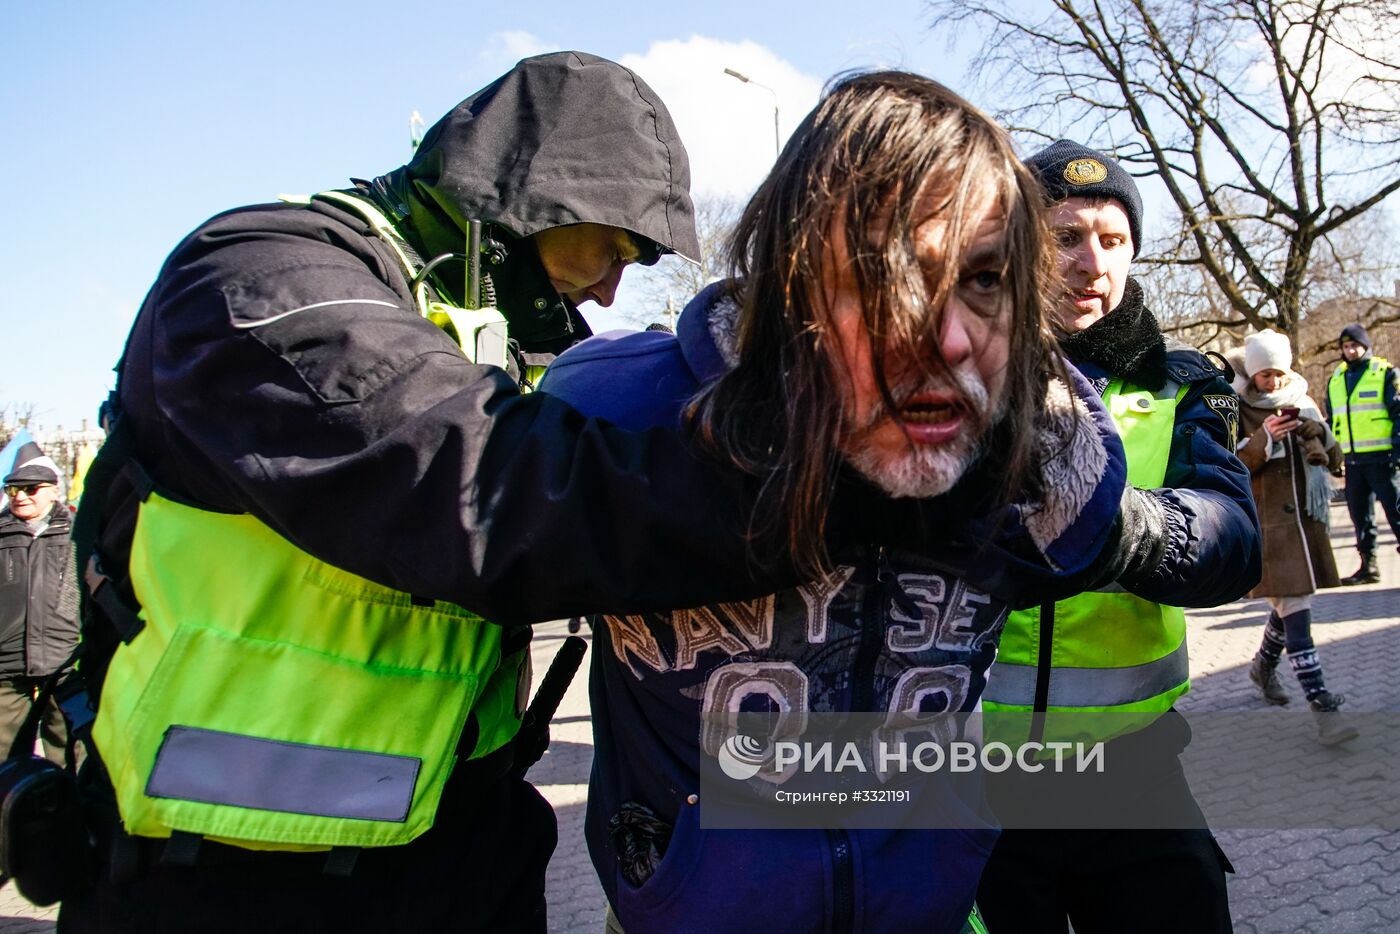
<box><xmin>1056</xmin><ymin>278</ymin><xmax>1260</xmax><ymax>608</ymax></box>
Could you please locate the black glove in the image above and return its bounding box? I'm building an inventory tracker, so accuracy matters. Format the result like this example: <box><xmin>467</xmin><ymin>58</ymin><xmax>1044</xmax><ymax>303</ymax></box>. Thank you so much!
<box><xmin>1090</xmin><ymin>486</ymin><xmax>1171</xmax><ymax>592</ymax></box>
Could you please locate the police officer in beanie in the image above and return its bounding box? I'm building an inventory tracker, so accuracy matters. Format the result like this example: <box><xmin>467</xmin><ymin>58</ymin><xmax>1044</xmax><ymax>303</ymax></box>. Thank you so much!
<box><xmin>0</xmin><ymin>441</ymin><xmax>78</xmax><ymax>765</ymax></box>
<box><xmin>1325</xmin><ymin>322</ymin><xmax>1400</xmax><ymax>584</ymax></box>
<box><xmin>977</xmin><ymin>140</ymin><xmax>1259</xmax><ymax>933</ymax></box>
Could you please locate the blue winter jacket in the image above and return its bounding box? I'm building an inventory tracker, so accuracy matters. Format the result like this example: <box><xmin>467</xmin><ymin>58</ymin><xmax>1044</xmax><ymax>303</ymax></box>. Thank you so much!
<box><xmin>540</xmin><ymin>282</ymin><xmax>1128</xmax><ymax>934</ymax></box>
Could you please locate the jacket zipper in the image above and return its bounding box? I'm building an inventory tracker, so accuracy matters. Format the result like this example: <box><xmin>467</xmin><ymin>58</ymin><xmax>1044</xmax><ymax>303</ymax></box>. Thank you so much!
<box><xmin>828</xmin><ymin>546</ymin><xmax>893</xmax><ymax>934</ymax></box>
<box><xmin>827</xmin><ymin>827</ymin><xmax>856</xmax><ymax>933</ymax></box>
<box><xmin>1283</xmin><ymin>434</ymin><xmax>1319</xmax><ymax>590</ymax></box>
<box><xmin>1344</xmin><ymin>372</ymin><xmax>1357</xmax><ymax>455</ymax></box>
<box><xmin>1028</xmin><ymin>601</ymin><xmax>1055</xmax><ymax>745</ymax></box>
<box><xmin>853</xmin><ymin>546</ymin><xmax>894</xmax><ymax>714</ymax></box>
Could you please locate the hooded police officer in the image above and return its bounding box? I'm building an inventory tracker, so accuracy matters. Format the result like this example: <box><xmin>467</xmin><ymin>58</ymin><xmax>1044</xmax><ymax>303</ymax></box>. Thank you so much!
<box><xmin>60</xmin><ymin>52</ymin><xmax>779</xmax><ymax>933</ymax></box>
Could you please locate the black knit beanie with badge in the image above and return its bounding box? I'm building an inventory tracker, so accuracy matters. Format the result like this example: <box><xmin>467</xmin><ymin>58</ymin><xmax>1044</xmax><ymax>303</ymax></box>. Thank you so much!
<box><xmin>1340</xmin><ymin>323</ymin><xmax>1372</xmax><ymax>350</ymax></box>
<box><xmin>1024</xmin><ymin>140</ymin><xmax>1144</xmax><ymax>257</ymax></box>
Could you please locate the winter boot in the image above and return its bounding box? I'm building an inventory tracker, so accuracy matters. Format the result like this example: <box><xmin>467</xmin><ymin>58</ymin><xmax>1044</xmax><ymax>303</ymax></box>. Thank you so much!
<box><xmin>1340</xmin><ymin>553</ymin><xmax>1380</xmax><ymax>585</ymax></box>
<box><xmin>1249</xmin><ymin>653</ymin><xmax>1289</xmax><ymax>705</ymax></box>
<box><xmin>1308</xmin><ymin>691</ymin><xmax>1359</xmax><ymax>746</ymax></box>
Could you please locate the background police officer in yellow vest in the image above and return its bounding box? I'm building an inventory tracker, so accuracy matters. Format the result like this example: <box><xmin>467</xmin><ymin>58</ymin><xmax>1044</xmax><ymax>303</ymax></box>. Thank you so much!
<box><xmin>976</xmin><ymin>141</ymin><xmax>1261</xmax><ymax>934</ymax></box>
<box><xmin>1325</xmin><ymin>323</ymin><xmax>1400</xmax><ymax>584</ymax></box>
<box><xmin>56</xmin><ymin>52</ymin><xmax>883</xmax><ymax>933</ymax></box>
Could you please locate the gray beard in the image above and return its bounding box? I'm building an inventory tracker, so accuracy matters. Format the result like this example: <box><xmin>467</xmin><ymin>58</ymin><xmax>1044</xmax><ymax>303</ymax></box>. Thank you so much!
<box><xmin>845</xmin><ymin>436</ymin><xmax>983</xmax><ymax>498</ymax></box>
<box><xmin>841</xmin><ymin>366</ymin><xmax>1002</xmax><ymax>499</ymax></box>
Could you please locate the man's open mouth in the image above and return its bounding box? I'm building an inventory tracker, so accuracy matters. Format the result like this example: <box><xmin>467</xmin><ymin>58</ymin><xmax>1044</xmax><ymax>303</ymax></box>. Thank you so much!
<box><xmin>898</xmin><ymin>393</ymin><xmax>961</xmax><ymax>425</ymax></box>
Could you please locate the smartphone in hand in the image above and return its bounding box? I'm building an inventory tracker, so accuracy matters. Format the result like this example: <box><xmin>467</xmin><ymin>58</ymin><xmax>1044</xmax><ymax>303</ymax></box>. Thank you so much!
<box><xmin>1279</xmin><ymin>406</ymin><xmax>1300</xmax><ymax>419</ymax></box>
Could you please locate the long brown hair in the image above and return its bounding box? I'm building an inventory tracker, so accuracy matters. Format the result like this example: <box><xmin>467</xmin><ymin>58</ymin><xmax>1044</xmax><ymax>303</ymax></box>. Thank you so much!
<box><xmin>686</xmin><ymin>70</ymin><xmax>1061</xmax><ymax>579</ymax></box>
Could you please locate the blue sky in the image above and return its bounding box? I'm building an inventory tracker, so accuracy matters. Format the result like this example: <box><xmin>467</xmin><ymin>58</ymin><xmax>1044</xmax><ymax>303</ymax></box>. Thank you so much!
<box><xmin>0</xmin><ymin>0</ymin><xmax>992</xmax><ymax>428</ymax></box>
<box><xmin>13</xmin><ymin>0</ymin><xmax>1371</xmax><ymax>429</ymax></box>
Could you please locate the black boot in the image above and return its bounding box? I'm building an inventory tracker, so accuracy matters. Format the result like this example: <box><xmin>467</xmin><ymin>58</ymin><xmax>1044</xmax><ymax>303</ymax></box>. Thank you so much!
<box><xmin>1341</xmin><ymin>553</ymin><xmax>1380</xmax><ymax>585</ymax></box>
<box><xmin>1249</xmin><ymin>653</ymin><xmax>1289</xmax><ymax>705</ymax></box>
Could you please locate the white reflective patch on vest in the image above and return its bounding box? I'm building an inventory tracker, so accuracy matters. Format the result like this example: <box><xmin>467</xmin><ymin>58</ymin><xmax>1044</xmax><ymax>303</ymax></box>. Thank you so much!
<box><xmin>146</xmin><ymin>726</ymin><xmax>420</xmax><ymax>822</ymax></box>
<box><xmin>982</xmin><ymin>640</ymin><xmax>1190</xmax><ymax>708</ymax></box>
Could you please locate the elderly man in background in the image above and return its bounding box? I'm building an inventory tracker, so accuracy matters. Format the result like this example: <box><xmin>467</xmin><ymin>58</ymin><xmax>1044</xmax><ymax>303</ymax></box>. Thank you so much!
<box><xmin>0</xmin><ymin>440</ymin><xmax>78</xmax><ymax>764</ymax></box>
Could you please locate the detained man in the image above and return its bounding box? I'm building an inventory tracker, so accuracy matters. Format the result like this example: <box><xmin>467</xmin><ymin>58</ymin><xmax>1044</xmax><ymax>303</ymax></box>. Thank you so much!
<box><xmin>541</xmin><ymin>73</ymin><xmax>1176</xmax><ymax>934</ymax></box>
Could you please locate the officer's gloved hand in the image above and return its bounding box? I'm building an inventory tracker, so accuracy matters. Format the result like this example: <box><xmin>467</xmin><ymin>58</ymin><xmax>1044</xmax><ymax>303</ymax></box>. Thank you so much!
<box><xmin>1092</xmin><ymin>486</ymin><xmax>1171</xmax><ymax>591</ymax></box>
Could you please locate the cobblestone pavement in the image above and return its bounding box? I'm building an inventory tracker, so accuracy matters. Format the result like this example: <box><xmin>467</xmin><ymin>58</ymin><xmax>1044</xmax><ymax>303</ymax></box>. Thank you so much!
<box><xmin>3</xmin><ymin>504</ymin><xmax>1396</xmax><ymax>932</ymax></box>
<box><xmin>1174</xmin><ymin>503</ymin><xmax>1400</xmax><ymax>934</ymax></box>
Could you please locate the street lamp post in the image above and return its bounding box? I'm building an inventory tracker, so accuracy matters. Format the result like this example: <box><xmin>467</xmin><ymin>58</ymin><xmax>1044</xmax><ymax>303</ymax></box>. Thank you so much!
<box><xmin>723</xmin><ymin>67</ymin><xmax>780</xmax><ymax>158</ymax></box>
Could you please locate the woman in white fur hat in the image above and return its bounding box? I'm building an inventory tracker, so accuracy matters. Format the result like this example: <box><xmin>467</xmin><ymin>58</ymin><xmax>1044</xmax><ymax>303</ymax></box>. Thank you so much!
<box><xmin>1234</xmin><ymin>329</ymin><xmax>1356</xmax><ymax>744</ymax></box>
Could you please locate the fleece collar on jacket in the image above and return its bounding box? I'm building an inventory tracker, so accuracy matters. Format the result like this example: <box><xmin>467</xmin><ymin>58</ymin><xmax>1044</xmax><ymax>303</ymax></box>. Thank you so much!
<box><xmin>1059</xmin><ymin>278</ymin><xmax>1170</xmax><ymax>390</ymax></box>
<box><xmin>676</xmin><ymin>280</ymin><xmax>736</xmax><ymax>385</ymax></box>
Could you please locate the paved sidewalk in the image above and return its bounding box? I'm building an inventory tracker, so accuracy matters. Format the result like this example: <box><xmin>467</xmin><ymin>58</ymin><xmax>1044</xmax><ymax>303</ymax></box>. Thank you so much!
<box><xmin>4</xmin><ymin>504</ymin><xmax>1397</xmax><ymax>932</ymax></box>
<box><xmin>1174</xmin><ymin>503</ymin><xmax>1400</xmax><ymax>933</ymax></box>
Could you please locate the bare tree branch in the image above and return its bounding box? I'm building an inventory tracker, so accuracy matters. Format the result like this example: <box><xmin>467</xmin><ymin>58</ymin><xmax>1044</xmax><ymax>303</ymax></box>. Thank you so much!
<box><xmin>930</xmin><ymin>0</ymin><xmax>1400</xmax><ymax>347</ymax></box>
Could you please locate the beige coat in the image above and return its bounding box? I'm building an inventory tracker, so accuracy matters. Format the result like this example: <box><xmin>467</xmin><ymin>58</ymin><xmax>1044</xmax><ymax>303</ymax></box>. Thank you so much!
<box><xmin>1237</xmin><ymin>399</ymin><xmax>1342</xmax><ymax>597</ymax></box>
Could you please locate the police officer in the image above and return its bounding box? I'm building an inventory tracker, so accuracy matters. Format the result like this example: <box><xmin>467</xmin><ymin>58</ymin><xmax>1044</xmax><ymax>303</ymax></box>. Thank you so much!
<box><xmin>1326</xmin><ymin>323</ymin><xmax>1400</xmax><ymax>584</ymax></box>
<box><xmin>977</xmin><ymin>141</ymin><xmax>1260</xmax><ymax>934</ymax></box>
<box><xmin>58</xmin><ymin>52</ymin><xmax>816</xmax><ymax>933</ymax></box>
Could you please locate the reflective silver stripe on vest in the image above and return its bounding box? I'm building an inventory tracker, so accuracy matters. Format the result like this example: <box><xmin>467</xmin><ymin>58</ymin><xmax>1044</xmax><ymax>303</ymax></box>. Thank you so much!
<box><xmin>1344</xmin><ymin>403</ymin><xmax>1386</xmax><ymax>413</ymax></box>
<box><xmin>984</xmin><ymin>640</ymin><xmax>1190</xmax><ymax>708</ymax></box>
<box><xmin>146</xmin><ymin>726</ymin><xmax>420</xmax><ymax>822</ymax></box>
<box><xmin>1347</xmin><ymin>438</ymin><xmax>1392</xmax><ymax>450</ymax></box>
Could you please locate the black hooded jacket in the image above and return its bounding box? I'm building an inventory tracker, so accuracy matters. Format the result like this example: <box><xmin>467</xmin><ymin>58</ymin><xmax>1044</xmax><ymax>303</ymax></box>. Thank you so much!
<box><xmin>362</xmin><ymin>51</ymin><xmax>700</xmax><ymax>354</ymax></box>
<box><xmin>95</xmin><ymin>52</ymin><xmax>780</xmax><ymax>644</ymax></box>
